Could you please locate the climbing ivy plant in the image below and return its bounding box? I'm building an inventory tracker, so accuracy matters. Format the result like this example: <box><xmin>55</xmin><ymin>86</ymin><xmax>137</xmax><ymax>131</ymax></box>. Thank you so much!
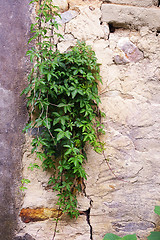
<box><xmin>22</xmin><ymin>0</ymin><xmax>105</xmax><ymax>218</ymax></box>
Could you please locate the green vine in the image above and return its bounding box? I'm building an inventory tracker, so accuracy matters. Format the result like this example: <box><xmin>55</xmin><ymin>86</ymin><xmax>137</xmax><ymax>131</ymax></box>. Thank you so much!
<box><xmin>22</xmin><ymin>0</ymin><xmax>105</xmax><ymax>219</ymax></box>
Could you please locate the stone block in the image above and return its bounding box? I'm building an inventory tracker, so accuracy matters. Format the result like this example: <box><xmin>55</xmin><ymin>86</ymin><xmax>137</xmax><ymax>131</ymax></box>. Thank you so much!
<box><xmin>101</xmin><ymin>4</ymin><xmax>160</xmax><ymax>31</ymax></box>
<box><xmin>114</xmin><ymin>37</ymin><xmax>144</xmax><ymax>64</ymax></box>
<box><xmin>52</xmin><ymin>0</ymin><xmax>68</xmax><ymax>12</ymax></box>
<box><xmin>55</xmin><ymin>10</ymin><xmax>79</xmax><ymax>24</ymax></box>
<box><xmin>68</xmin><ymin>0</ymin><xmax>101</xmax><ymax>8</ymax></box>
<box><xmin>65</xmin><ymin>7</ymin><xmax>104</xmax><ymax>40</ymax></box>
<box><xmin>102</xmin><ymin>0</ymin><xmax>158</xmax><ymax>7</ymax></box>
<box><xmin>20</xmin><ymin>208</ymin><xmax>62</xmax><ymax>223</ymax></box>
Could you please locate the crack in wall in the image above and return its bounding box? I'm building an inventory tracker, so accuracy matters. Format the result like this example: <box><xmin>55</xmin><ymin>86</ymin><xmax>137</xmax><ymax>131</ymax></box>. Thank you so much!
<box><xmin>86</xmin><ymin>207</ymin><xmax>93</xmax><ymax>240</ymax></box>
<box><xmin>81</xmin><ymin>206</ymin><xmax>93</xmax><ymax>240</ymax></box>
<box><xmin>81</xmin><ymin>178</ymin><xmax>93</xmax><ymax>240</ymax></box>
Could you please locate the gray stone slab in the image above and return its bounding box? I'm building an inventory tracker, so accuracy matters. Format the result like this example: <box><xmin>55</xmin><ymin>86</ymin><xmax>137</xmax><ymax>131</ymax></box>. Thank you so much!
<box><xmin>101</xmin><ymin>4</ymin><xmax>160</xmax><ymax>31</ymax></box>
<box><xmin>0</xmin><ymin>0</ymin><xmax>30</xmax><ymax>239</ymax></box>
<box><xmin>102</xmin><ymin>0</ymin><xmax>158</xmax><ymax>7</ymax></box>
<box><xmin>55</xmin><ymin>10</ymin><xmax>79</xmax><ymax>24</ymax></box>
<box><xmin>114</xmin><ymin>37</ymin><xmax>144</xmax><ymax>64</ymax></box>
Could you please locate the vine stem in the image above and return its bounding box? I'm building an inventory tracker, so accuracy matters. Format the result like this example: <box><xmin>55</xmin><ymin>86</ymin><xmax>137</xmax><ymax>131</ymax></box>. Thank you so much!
<box><xmin>46</xmin><ymin>96</ymin><xmax>56</xmax><ymax>144</ymax></box>
<box><xmin>100</xmin><ymin>138</ymin><xmax>127</xmax><ymax>182</ymax></box>
<box><xmin>52</xmin><ymin>174</ymin><xmax>63</xmax><ymax>240</ymax></box>
<box><xmin>38</xmin><ymin>0</ymin><xmax>42</xmax><ymax>53</ymax></box>
<box><xmin>50</xmin><ymin>1</ymin><xmax>54</xmax><ymax>50</ymax></box>
<box><xmin>52</xmin><ymin>216</ymin><xmax>59</xmax><ymax>240</ymax></box>
<box><xmin>102</xmin><ymin>152</ymin><xmax>119</xmax><ymax>179</ymax></box>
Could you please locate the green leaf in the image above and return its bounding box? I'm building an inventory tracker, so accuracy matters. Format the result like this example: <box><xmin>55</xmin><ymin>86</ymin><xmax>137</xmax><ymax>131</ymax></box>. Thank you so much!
<box><xmin>28</xmin><ymin>163</ymin><xmax>40</xmax><ymax>171</ymax></box>
<box><xmin>64</xmin><ymin>131</ymin><xmax>72</xmax><ymax>139</ymax></box>
<box><xmin>57</xmin><ymin>103</ymin><xmax>67</xmax><ymax>108</ymax></box>
<box><xmin>122</xmin><ymin>234</ymin><xmax>137</xmax><ymax>240</ymax></box>
<box><xmin>154</xmin><ymin>206</ymin><xmax>160</xmax><ymax>216</ymax></box>
<box><xmin>21</xmin><ymin>178</ymin><xmax>30</xmax><ymax>184</ymax></box>
<box><xmin>20</xmin><ymin>84</ymin><xmax>32</xmax><ymax>96</ymax></box>
<box><xmin>79</xmin><ymin>69</ymin><xmax>85</xmax><ymax>74</ymax></box>
<box><xmin>22</xmin><ymin>122</ymin><xmax>33</xmax><ymax>133</ymax></box>
<box><xmin>28</xmin><ymin>32</ymin><xmax>39</xmax><ymax>44</ymax></box>
<box><xmin>43</xmin><ymin>118</ymin><xmax>51</xmax><ymax>129</ymax></box>
<box><xmin>47</xmin><ymin>73</ymin><xmax>51</xmax><ymax>81</ymax></box>
<box><xmin>73</xmin><ymin>69</ymin><xmax>78</xmax><ymax>75</ymax></box>
<box><xmin>36</xmin><ymin>152</ymin><xmax>45</xmax><ymax>161</ymax></box>
<box><xmin>55</xmin><ymin>128</ymin><xmax>63</xmax><ymax>132</ymax></box>
<box><xmin>103</xmin><ymin>233</ymin><xmax>121</xmax><ymax>240</ymax></box>
<box><xmin>64</xmin><ymin>148</ymin><xmax>72</xmax><ymax>156</ymax></box>
<box><xmin>72</xmin><ymin>89</ymin><xmax>78</xmax><ymax>98</ymax></box>
<box><xmin>57</xmin><ymin>103</ymin><xmax>74</xmax><ymax>108</ymax></box>
<box><xmin>53</xmin><ymin>118</ymin><xmax>60</xmax><ymax>125</ymax></box>
<box><xmin>147</xmin><ymin>232</ymin><xmax>160</xmax><ymax>240</ymax></box>
<box><xmin>57</xmin><ymin>131</ymin><xmax>64</xmax><ymax>141</ymax></box>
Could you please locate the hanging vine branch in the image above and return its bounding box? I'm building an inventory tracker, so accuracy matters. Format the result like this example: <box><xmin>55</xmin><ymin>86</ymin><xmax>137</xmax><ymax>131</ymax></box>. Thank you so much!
<box><xmin>22</xmin><ymin>0</ymin><xmax>105</xmax><ymax>220</ymax></box>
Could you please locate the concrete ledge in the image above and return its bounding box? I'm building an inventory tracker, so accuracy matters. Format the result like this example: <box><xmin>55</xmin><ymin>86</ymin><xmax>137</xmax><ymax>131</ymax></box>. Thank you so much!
<box><xmin>101</xmin><ymin>4</ymin><xmax>160</xmax><ymax>31</ymax></box>
<box><xmin>102</xmin><ymin>0</ymin><xmax>158</xmax><ymax>7</ymax></box>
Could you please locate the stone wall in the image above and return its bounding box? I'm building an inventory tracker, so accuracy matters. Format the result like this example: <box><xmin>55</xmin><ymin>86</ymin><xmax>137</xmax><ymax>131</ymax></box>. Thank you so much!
<box><xmin>16</xmin><ymin>0</ymin><xmax>160</xmax><ymax>239</ymax></box>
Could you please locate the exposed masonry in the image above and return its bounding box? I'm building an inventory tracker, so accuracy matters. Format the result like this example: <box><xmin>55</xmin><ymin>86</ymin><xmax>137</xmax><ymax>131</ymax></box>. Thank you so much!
<box><xmin>101</xmin><ymin>4</ymin><xmax>160</xmax><ymax>31</ymax></box>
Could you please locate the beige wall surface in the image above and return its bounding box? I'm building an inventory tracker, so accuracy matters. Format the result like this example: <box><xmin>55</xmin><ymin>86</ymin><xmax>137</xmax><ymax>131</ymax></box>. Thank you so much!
<box><xmin>102</xmin><ymin>0</ymin><xmax>158</xmax><ymax>7</ymax></box>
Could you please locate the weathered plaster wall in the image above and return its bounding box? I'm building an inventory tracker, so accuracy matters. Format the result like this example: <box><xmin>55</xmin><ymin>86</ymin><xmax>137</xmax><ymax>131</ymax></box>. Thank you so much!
<box><xmin>16</xmin><ymin>0</ymin><xmax>160</xmax><ymax>239</ymax></box>
<box><xmin>103</xmin><ymin>0</ymin><xmax>158</xmax><ymax>7</ymax></box>
<box><xmin>0</xmin><ymin>0</ymin><xmax>31</xmax><ymax>239</ymax></box>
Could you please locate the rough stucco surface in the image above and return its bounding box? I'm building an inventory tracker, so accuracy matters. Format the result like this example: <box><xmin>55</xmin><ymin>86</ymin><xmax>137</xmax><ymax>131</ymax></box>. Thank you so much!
<box><xmin>0</xmin><ymin>0</ymin><xmax>30</xmax><ymax>239</ymax></box>
<box><xmin>102</xmin><ymin>0</ymin><xmax>158</xmax><ymax>7</ymax></box>
<box><xmin>17</xmin><ymin>0</ymin><xmax>160</xmax><ymax>240</ymax></box>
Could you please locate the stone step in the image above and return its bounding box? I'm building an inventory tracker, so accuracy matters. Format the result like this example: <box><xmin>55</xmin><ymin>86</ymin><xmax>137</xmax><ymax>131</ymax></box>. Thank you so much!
<box><xmin>101</xmin><ymin>3</ymin><xmax>160</xmax><ymax>31</ymax></box>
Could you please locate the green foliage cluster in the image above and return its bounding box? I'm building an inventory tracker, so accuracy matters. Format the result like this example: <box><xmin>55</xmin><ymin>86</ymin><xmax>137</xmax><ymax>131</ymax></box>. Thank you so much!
<box><xmin>22</xmin><ymin>0</ymin><xmax>105</xmax><ymax>218</ymax></box>
<box><xmin>103</xmin><ymin>233</ymin><xmax>137</xmax><ymax>240</ymax></box>
<box><xmin>19</xmin><ymin>178</ymin><xmax>31</xmax><ymax>191</ymax></box>
<box><xmin>103</xmin><ymin>206</ymin><xmax>160</xmax><ymax>240</ymax></box>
